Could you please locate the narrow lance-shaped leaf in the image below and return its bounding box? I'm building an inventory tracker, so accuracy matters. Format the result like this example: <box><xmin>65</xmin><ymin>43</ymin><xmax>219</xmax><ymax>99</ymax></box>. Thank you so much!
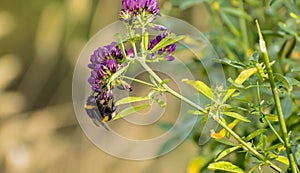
<box><xmin>150</xmin><ymin>35</ymin><xmax>185</xmax><ymax>53</ymax></box>
<box><xmin>222</xmin><ymin>7</ymin><xmax>253</xmax><ymax>21</ymax></box>
<box><xmin>222</xmin><ymin>68</ymin><xmax>257</xmax><ymax>103</ymax></box>
<box><xmin>208</xmin><ymin>161</ymin><xmax>245</xmax><ymax>173</ymax></box>
<box><xmin>108</xmin><ymin>65</ymin><xmax>129</xmax><ymax>83</ymax></box>
<box><xmin>215</xmin><ymin>145</ymin><xmax>241</xmax><ymax>161</ymax></box>
<box><xmin>117</xmin><ymin>37</ymin><xmax>127</xmax><ymax>58</ymax></box>
<box><xmin>223</xmin><ymin>112</ymin><xmax>250</xmax><ymax>123</ymax></box>
<box><xmin>143</xmin><ymin>31</ymin><xmax>149</xmax><ymax>51</ymax></box>
<box><xmin>182</xmin><ymin>79</ymin><xmax>217</xmax><ymax>102</ymax></box>
<box><xmin>116</xmin><ymin>96</ymin><xmax>150</xmax><ymax>106</ymax></box>
<box><xmin>268</xmin><ymin>153</ymin><xmax>289</xmax><ymax>166</ymax></box>
<box><xmin>113</xmin><ymin>104</ymin><xmax>150</xmax><ymax>120</ymax></box>
<box><xmin>244</xmin><ymin>129</ymin><xmax>267</xmax><ymax>141</ymax></box>
<box><xmin>219</xmin><ymin>11</ymin><xmax>241</xmax><ymax>37</ymax></box>
<box><xmin>278</xmin><ymin>36</ymin><xmax>296</xmax><ymax>59</ymax></box>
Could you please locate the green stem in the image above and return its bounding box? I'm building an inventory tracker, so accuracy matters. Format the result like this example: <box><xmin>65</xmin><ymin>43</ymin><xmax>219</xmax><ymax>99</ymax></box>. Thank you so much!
<box><xmin>123</xmin><ymin>75</ymin><xmax>155</xmax><ymax>87</ymax></box>
<box><xmin>216</xmin><ymin>118</ymin><xmax>282</xmax><ymax>172</ymax></box>
<box><xmin>238</xmin><ymin>1</ymin><xmax>249</xmax><ymax>58</ymax></box>
<box><xmin>256</xmin><ymin>82</ymin><xmax>285</xmax><ymax>144</ymax></box>
<box><xmin>256</xmin><ymin>20</ymin><xmax>298</xmax><ymax>173</ymax></box>
<box><xmin>141</xmin><ymin>24</ymin><xmax>146</xmax><ymax>56</ymax></box>
<box><xmin>139</xmin><ymin>60</ymin><xmax>207</xmax><ymax>114</ymax></box>
<box><xmin>265</xmin><ymin>117</ymin><xmax>285</xmax><ymax>144</ymax></box>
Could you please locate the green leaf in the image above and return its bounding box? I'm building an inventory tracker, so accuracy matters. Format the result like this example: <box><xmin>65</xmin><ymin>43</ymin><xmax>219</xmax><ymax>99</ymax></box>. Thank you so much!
<box><xmin>269</xmin><ymin>0</ymin><xmax>277</xmax><ymax>6</ymax></box>
<box><xmin>265</xmin><ymin>114</ymin><xmax>279</xmax><ymax>122</ymax></box>
<box><xmin>276</xmin><ymin>155</ymin><xmax>289</xmax><ymax>165</ymax></box>
<box><xmin>208</xmin><ymin>161</ymin><xmax>245</xmax><ymax>173</ymax></box>
<box><xmin>113</xmin><ymin>104</ymin><xmax>150</xmax><ymax>120</ymax></box>
<box><xmin>215</xmin><ymin>139</ymin><xmax>236</xmax><ymax>147</ymax></box>
<box><xmin>108</xmin><ymin>65</ymin><xmax>129</xmax><ymax>83</ymax></box>
<box><xmin>182</xmin><ymin>79</ymin><xmax>216</xmax><ymax>102</ymax></box>
<box><xmin>150</xmin><ymin>35</ymin><xmax>185</xmax><ymax>53</ymax></box>
<box><xmin>245</xmin><ymin>129</ymin><xmax>267</xmax><ymax>141</ymax></box>
<box><xmin>223</xmin><ymin>112</ymin><xmax>250</xmax><ymax>123</ymax></box>
<box><xmin>274</xmin><ymin>73</ymin><xmax>300</xmax><ymax>90</ymax></box>
<box><xmin>281</xmin><ymin>96</ymin><xmax>293</xmax><ymax>119</ymax></box>
<box><xmin>268</xmin><ymin>153</ymin><xmax>289</xmax><ymax>165</ymax></box>
<box><xmin>222</xmin><ymin>68</ymin><xmax>257</xmax><ymax>103</ymax></box>
<box><xmin>219</xmin><ymin>11</ymin><xmax>241</xmax><ymax>37</ymax></box>
<box><xmin>116</xmin><ymin>96</ymin><xmax>150</xmax><ymax>106</ymax></box>
<box><xmin>215</xmin><ymin>146</ymin><xmax>241</xmax><ymax>161</ymax></box>
<box><xmin>149</xmin><ymin>75</ymin><xmax>158</xmax><ymax>87</ymax></box>
<box><xmin>228</xmin><ymin>78</ymin><xmax>246</xmax><ymax>89</ymax></box>
<box><xmin>222</xmin><ymin>7</ymin><xmax>253</xmax><ymax>21</ymax></box>
<box><xmin>214</xmin><ymin>58</ymin><xmax>246</xmax><ymax>69</ymax></box>
<box><xmin>258</xmin><ymin>134</ymin><xmax>267</xmax><ymax>150</ymax></box>
<box><xmin>278</xmin><ymin>36</ymin><xmax>296</xmax><ymax>59</ymax></box>
<box><xmin>159</xmin><ymin>79</ymin><xmax>170</xmax><ymax>86</ymax></box>
<box><xmin>117</xmin><ymin>37</ymin><xmax>127</xmax><ymax>58</ymax></box>
<box><xmin>143</xmin><ymin>31</ymin><xmax>149</xmax><ymax>51</ymax></box>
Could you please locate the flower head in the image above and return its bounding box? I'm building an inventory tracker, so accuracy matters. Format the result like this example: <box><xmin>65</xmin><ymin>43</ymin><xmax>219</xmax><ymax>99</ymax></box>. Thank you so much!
<box><xmin>120</xmin><ymin>0</ymin><xmax>160</xmax><ymax>22</ymax></box>
<box><xmin>148</xmin><ymin>33</ymin><xmax>177</xmax><ymax>61</ymax></box>
<box><xmin>88</xmin><ymin>42</ymin><xmax>125</xmax><ymax>101</ymax></box>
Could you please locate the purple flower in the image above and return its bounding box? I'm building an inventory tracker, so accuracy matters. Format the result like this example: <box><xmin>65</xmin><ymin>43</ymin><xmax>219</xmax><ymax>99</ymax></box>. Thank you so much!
<box><xmin>88</xmin><ymin>42</ymin><xmax>126</xmax><ymax>101</ymax></box>
<box><xmin>148</xmin><ymin>33</ymin><xmax>176</xmax><ymax>61</ymax></box>
<box><xmin>120</xmin><ymin>0</ymin><xmax>160</xmax><ymax>20</ymax></box>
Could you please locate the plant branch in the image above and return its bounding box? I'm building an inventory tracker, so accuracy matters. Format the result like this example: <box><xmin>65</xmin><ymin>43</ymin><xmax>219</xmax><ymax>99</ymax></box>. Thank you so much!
<box><xmin>216</xmin><ymin>117</ymin><xmax>283</xmax><ymax>172</ymax></box>
<box><xmin>138</xmin><ymin>60</ymin><xmax>207</xmax><ymax>114</ymax></box>
<box><xmin>256</xmin><ymin>20</ymin><xmax>298</xmax><ymax>173</ymax></box>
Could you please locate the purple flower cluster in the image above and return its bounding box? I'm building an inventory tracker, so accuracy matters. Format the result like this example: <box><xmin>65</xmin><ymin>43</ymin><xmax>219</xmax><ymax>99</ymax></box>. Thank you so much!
<box><xmin>148</xmin><ymin>33</ymin><xmax>176</xmax><ymax>61</ymax></box>
<box><xmin>88</xmin><ymin>42</ymin><xmax>124</xmax><ymax>100</ymax></box>
<box><xmin>120</xmin><ymin>0</ymin><xmax>160</xmax><ymax>20</ymax></box>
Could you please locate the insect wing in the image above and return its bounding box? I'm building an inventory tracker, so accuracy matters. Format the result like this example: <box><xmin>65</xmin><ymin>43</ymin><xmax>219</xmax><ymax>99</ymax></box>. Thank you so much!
<box><xmin>85</xmin><ymin>95</ymin><xmax>110</xmax><ymax>131</ymax></box>
<box><xmin>198</xmin><ymin>117</ymin><xmax>219</xmax><ymax>145</ymax></box>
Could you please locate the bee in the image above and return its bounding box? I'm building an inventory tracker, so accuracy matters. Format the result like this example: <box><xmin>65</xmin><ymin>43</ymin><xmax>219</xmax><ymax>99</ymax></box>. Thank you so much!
<box><xmin>84</xmin><ymin>92</ymin><xmax>117</xmax><ymax>130</ymax></box>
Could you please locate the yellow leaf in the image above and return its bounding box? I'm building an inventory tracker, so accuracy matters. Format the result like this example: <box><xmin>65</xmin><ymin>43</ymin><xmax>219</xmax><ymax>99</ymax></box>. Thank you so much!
<box><xmin>211</xmin><ymin>119</ymin><xmax>240</xmax><ymax>139</ymax></box>
<box><xmin>223</xmin><ymin>68</ymin><xmax>257</xmax><ymax>103</ymax></box>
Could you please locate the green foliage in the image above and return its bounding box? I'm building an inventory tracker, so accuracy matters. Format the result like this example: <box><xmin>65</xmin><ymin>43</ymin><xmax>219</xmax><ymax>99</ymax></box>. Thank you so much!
<box><xmin>170</xmin><ymin>0</ymin><xmax>300</xmax><ymax>172</ymax></box>
<box><xmin>208</xmin><ymin>161</ymin><xmax>244</xmax><ymax>173</ymax></box>
<box><xmin>113</xmin><ymin>104</ymin><xmax>151</xmax><ymax>120</ymax></box>
<box><xmin>182</xmin><ymin>79</ymin><xmax>216</xmax><ymax>102</ymax></box>
<box><xmin>116</xmin><ymin>96</ymin><xmax>150</xmax><ymax>106</ymax></box>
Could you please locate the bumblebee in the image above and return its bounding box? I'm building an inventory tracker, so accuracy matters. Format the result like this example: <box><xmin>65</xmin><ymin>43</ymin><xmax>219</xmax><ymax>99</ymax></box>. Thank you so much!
<box><xmin>84</xmin><ymin>92</ymin><xmax>117</xmax><ymax>130</ymax></box>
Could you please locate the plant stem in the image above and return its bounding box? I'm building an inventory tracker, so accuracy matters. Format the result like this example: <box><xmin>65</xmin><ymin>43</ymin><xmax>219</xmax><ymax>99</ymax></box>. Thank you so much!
<box><xmin>238</xmin><ymin>1</ymin><xmax>249</xmax><ymax>58</ymax></box>
<box><xmin>265</xmin><ymin>117</ymin><xmax>285</xmax><ymax>144</ymax></box>
<box><xmin>256</xmin><ymin>20</ymin><xmax>298</xmax><ymax>173</ymax></box>
<box><xmin>216</xmin><ymin>118</ymin><xmax>282</xmax><ymax>172</ymax></box>
<box><xmin>138</xmin><ymin>60</ymin><xmax>207</xmax><ymax>114</ymax></box>
<box><xmin>123</xmin><ymin>75</ymin><xmax>155</xmax><ymax>87</ymax></box>
<box><xmin>256</xmin><ymin>82</ymin><xmax>285</xmax><ymax>144</ymax></box>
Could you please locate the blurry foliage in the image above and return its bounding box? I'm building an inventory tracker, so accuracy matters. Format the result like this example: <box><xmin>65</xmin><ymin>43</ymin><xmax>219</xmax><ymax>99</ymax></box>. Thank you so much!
<box><xmin>0</xmin><ymin>0</ymin><xmax>207</xmax><ymax>173</ymax></box>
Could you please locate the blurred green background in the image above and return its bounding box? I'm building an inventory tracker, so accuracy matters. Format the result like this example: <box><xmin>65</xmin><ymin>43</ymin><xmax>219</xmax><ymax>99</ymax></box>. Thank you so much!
<box><xmin>0</xmin><ymin>0</ymin><xmax>210</xmax><ymax>172</ymax></box>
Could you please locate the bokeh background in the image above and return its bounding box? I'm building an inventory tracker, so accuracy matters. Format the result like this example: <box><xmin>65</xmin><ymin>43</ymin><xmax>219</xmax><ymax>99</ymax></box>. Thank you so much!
<box><xmin>0</xmin><ymin>0</ymin><xmax>211</xmax><ymax>172</ymax></box>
